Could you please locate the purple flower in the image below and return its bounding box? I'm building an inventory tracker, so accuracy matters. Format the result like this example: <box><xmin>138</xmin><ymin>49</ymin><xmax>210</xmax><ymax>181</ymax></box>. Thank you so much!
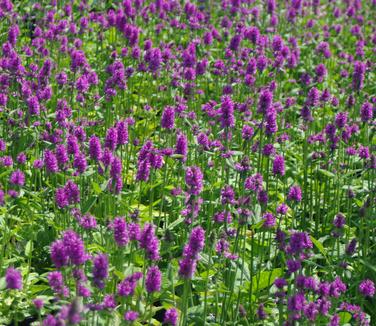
<box><xmin>9</xmin><ymin>169</ymin><xmax>25</xmax><ymax>186</ymax></box>
<box><xmin>303</xmin><ymin>302</ymin><xmax>319</xmax><ymax>321</ymax></box>
<box><xmin>145</xmin><ymin>265</ymin><xmax>162</xmax><ymax>293</ymax></box>
<box><xmin>287</xmin><ymin>293</ymin><xmax>305</xmax><ymax>311</ymax></box>
<box><xmin>287</xmin><ymin>259</ymin><xmax>301</xmax><ymax>273</ymax></box>
<box><xmin>110</xmin><ymin>157</ymin><xmax>122</xmax><ymax>178</ymax></box>
<box><xmin>62</xmin><ymin>230</ymin><xmax>88</xmax><ymax>265</ymax></box>
<box><xmin>220</xmin><ymin>95</ymin><xmax>235</xmax><ymax>128</ymax></box>
<box><xmin>258</xmin><ymin>89</ymin><xmax>273</xmax><ymax>114</ymax></box>
<box><xmin>333</xmin><ymin>213</ymin><xmax>346</xmax><ymax>228</ymax></box>
<box><xmin>185</xmin><ymin>166</ymin><xmax>203</xmax><ymax>196</ymax></box>
<box><xmin>346</xmin><ymin>239</ymin><xmax>357</xmax><ymax>255</ymax></box>
<box><xmin>117</xmin><ymin>272</ymin><xmax>143</xmax><ymax>297</ymax></box>
<box><xmin>257</xmin><ymin>190</ymin><xmax>268</xmax><ymax>204</ymax></box>
<box><xmin>92</xmin><ymin>254</ymin><xmax>109</xmax><ymax>289</ymax></box>
<box><xmin>262</xmin><ymin>212</ymin><xmax>276</xmax><ymax>228</ymax></box>
<box><xmin>262</xmin><ymin>144</ymin><xmax>275</xmax><ymax>156</ymax></box>
<box><xmin>161</xmin><ymin>106</ymin><xmax>175</xmax><ymax>129</ymax></box>
<box><xmin>139</xmin><ymin>223</ymin><xmax>160</xmax><ymax>261</ymax></box>
<box><xmin>277</xmin><ymin>203</ymin><xmax>288</xmax><ymax>215</ymax></box>
<box><xmin>329</xmin><ymin>277</ymin><xmax>347</xmax><ymax>298</ymax></box>
<box><xmin>124</xmin><ymin>311</ymin><xmax>139</xmax><ymax>322</ymax></box>
<box><xmin>352</xmin><ymin>61</ymin><xmax>366</xmax><ymax>91</ymax></box>
<box><xmin>56</xmin><ymin>145</ymin><xmax>69</xmax><ymax>167</ymax></box>
<box><xmin>56</xmin><ymin>188</ymin><xmax>69</xmax><ymax>208</ymax></box>
<box><xmin>175</xmin><ymin>133</ymin><xmax>188</xmax><ymax>162</ymax></box>
<box><xmin>89</xmin><ymin>135</ymin><xmax>102</xmax><ymax>161</ymax></box>
<box><xmin>44</xmin><ymin>150</ymin><xmax>59</xmax><ymax>173</ymax></box>
<box><xmin>179</xmin><ymin>226</ymin><xmax>205</xmax><ymax>278</ymax></box>
<box><xmin>48</xmin><ymin>271</ymin><xmax>66</xmax><ymax>296</ymax></box>
<box><xmin>359</xmin><ymin>279</ymin><xmax>375</xmax><ymax>297</ymax></box>
<box><xmin>242</xmin><ymin>125</ymin><xmax>254</xmax><ymax>140</ymax></box>
<box><xmin>33</xmin><ymin>298</ymin><xmax>44</xmax><ymax>310</ymax></box>
<box><xmin>287</xmin><ymin>231</ymin><xmax>313</xmax><ymax>255</ymax></box>
<box><xmin>73</xmin><ymin>152</ymin><xmax>87</xmax><ymax>174</ymax></box>
<box><xmin>265</xmin><ymin>106</ymin><xmax>278</xmax><ymax>135</ymax></box>
<box><xmin>136</xmin><ymin>159</ymin><xmax>151</xmax><ymax>182</ymax></box>
<box><xmin>288</xmin><ymin>185</ymin><xmax>302</xmax><ymax>202</ymax></box>
<box><xmin>186</xmin><ymin>226</ymin><xmax>205</xmax><ymax>257</ymax></box>
<box><xmin>61</xmin><ymin>180</ymin><xmax>80</xmax><ymax>205</ymax></box>
<box><xmin>274</xmin><ymin>278</ymin><xmax>288</xmax><ymax>288</ymax></box>
<box><xmin>5</xmin><ymin>267</ymin><xmax>22</xmax><ymax>290</ymax></box>
<box><xmin>306</xmin><ymin>87</ymin><xmax>320</xmax><ymax>107</ymax></box>
<box><xmin>79</xmin><ymin>214</ymin><xmax>97</xmax><ymax>229</ymax></box>
<box><xmin>116</xmin><ymin>120</ymin><xmax>129</xmax><ymax>145</ymax></box>
<box><xmin>273</xmin><ymin>155</ymin><xmax>285</xmax><ymax>176</ymax></box>
<box><xmin>50</xmin><ymin>239</ymin><xmax>68</xmax><ymax>268</ymax></box>
<box><xmin>164</xmin><ymin>308</ymin><xmax>178</xmax><ymax>326</ymax></box>
<box><xmin>103</xmin><ymin>294</ymin><xmax>116</xmax><ymax>309</ymax></box>
<box><xmin>27</xmin><ymin>96</ymin><xmax>40</xmax><ymax>115</ymax></box>
<box><xmin>16</xmin><ymin>152</ymin><xmax>26</xmax><ymax>164</ymax></box>
<box><xmin>178</xmin><ymin>257</ymin><xmax>197</xmax><ymax>279</ymax></box>
<box><xmin>360</xmin><ymin>102</ymin><xmax>373</xmax><ymax>122</ymax></box>
<box><xmin>245</xmin><ymin>173</ymin><xmax>263</xmax><ymax>192</ymax></box>
<box><xmin>221</xmin><ymin>185</ymin><xmax>235</xmax><ymax>205</ymax></box>
<box><xmin>111</xmin><ymin>217</ymin><xmax>129</xmax><ymax>247</ymax></box>
<box><xmin>329</xmin><ymin>315</ymin><xmax>340</xmax><ymax>326</ymax></box>
<box><xmin>257</xmin><ymin>303</ymin><xmax>267</xmax><ymax>320</ymax></box>
<box><xmin>105</xmin><ymin>127</ymin><xmax>118</xmax><ymax>151</ymax></box>
<box><xmin>335</xmin><ymin>112</ymin><xmax>348</xmax><ymax>129</ymax></box>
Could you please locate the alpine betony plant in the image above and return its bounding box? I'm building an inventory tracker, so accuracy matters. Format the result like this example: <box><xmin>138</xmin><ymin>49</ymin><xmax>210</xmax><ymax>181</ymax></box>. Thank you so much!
<box><xmin>0</xmin><ymin>0</ymin><xmax>374</xmax><ymax>325</ymax></box>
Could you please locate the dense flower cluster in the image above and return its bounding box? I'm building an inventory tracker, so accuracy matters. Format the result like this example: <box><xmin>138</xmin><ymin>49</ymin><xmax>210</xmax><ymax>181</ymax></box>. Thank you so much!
<box><xmin>0</xmin><ymin>0</ymin><xmax>374</xmax><ymax>325</ymax></box>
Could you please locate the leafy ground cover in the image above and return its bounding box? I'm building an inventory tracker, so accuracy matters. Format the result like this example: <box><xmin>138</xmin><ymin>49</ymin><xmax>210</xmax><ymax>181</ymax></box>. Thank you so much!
<box><xmin>0</xmin><ymin>0</ymin><xmax>375</xmax><ymax>325</ymax></box>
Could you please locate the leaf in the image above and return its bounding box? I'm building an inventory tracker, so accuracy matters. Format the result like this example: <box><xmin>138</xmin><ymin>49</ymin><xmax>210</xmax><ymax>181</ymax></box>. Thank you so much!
<box><xmin>318</xmin><ymin>169</ymin><xmax>335</xmax><ymax>178</ymax></box>
<box><xmin>92</xmin><ymin>182</ymin><xmax>102</xmax><ymax>195</ymax></box>
<box><xmin>25</xmin><ymin>240</ymin><xmax>33</xmax><ymax>258</ymax></box>
<box><xmin>338</xmin><ymin>311</ymin><xmax>352</xmax><ymax>323</ymax></box>
<box><xmin>81</xmin><ymin>196</ymin><xmax>97</xmax><ymax>214</ymax></box>
<box><xmin>167</xmin><ymin>217</ymin><xmax>185</xmax><ymax>230</ymax></box>
<box><xmin>310</xmin><ymin>236</ymin><xmax>329</xmax><ymax>261</ymax></box>
<box><xmin>359</xmin><ymin>259</ymin><xmax>376</xmax><ymax>274</ymax></box>
<box><xmin>251</xmin><ymin>268</ymin><xmax>282</xmax><ymax>292</ymax></box>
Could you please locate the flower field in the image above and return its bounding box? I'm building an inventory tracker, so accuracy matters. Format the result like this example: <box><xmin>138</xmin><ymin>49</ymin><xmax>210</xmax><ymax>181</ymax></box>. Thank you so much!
<box><xmin>0</xmin><ymin>0</ymin><xmax>375</xmax><ymax>325</ymax></box>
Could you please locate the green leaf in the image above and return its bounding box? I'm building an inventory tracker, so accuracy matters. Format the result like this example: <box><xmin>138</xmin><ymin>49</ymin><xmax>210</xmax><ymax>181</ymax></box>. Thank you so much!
<box><xmin>251</xmin><ymin>268</ymin><xmax>282</xmax><ymax>292</ymax></box>
<box><xmin>318</xmin><ymin>169</ymin><xmax>335</xmax><ymax>178</ymax></box>
<box><xmin>167</xmin><ymin>217</ymin><xmax>184</xmax><ymax>230</ymax></box>
<box><xmin>25</xmin><ymin>240</ymin><xmax>33</xmax><ymax>258</ymax></box>
<box><xmin>310</xmin><ymin>236</ymin><xmax>329</xmax><ymax>261</ymax></box>
<box><xmin>81</xmin><ymin>196</ymin><xmax>97</xmax><ymax>214</ymax></box>
<box><xmin>92</xmin><ymin>182</ymin><xmax>102</xmax><ymax>195</ymax></box>
<box><xmin>339</xmin><ymin>311</ymin><xmax>352</xmax><ymax>323</ymax></box>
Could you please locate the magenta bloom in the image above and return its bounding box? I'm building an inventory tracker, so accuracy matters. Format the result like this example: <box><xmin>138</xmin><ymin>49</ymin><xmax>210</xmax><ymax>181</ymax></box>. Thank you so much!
<box><xmin>262</xmin><ymin>212</ymin><xmax>276</xmax><ymax>228</ymax></box>
<box><xmin>220</xmin><ymin>95</ymin><xmax>235</xmax><ymax>128</ymax></box>
<box><xmin>50</xmin><ymin>239</ymin><xmax>68</xmax><ymax>268</ymax></box>
<box><xmin>161</xmin><ymin>106</ymin><xmax>175</xmax><ymax>129</ymax></box>
<box><xmin>272</xmin><ymin>155</ymin><xmax>285</xmax><ymax>176</ymax></box>
<box><xmin>359</xmin><ymin>279</ymin><xmax>375</xmax><ymax>298</ymax></box>
<box><xmin>62</xmin><ymin>230</ymin><xmax>88</xmax><ymax>265</ymax></box>
<box><xmin>164</xmin><ymin>308</ymin><xmax>178</xmax><ymax>326</ymax></box>
<box><xmin>117</xmin><ymin>272</ymin><xmax>143</xmax><ymax>297</ymax></box>
<box><xmin>112</xmin><ymin>217</ymin><xmax>129</xmax><ymax>247</ymax></box>
<box><xmin>139</xmin><ymin>223</ymin><xmax>160</xmax><ymax>261</ymax></box>
<box><xmin>9</xmin><ymin>170</ymin><xmax>25</xmax><ymax>186</ymax></box>
<box><xmin>185</xmin><ymin>166</ymin><xmax>203</xmax><ymax>196</ymax></box>
<box><xmin>92</xmin><ymin>253</ymin><xmax>109</xmax><ymax>288</ymax></box>
<box><xmin>124</xmin><ymin>311</ymin><xmax>139</xmax><ymax>322</ymax></box>
<box><xmin>33</xmin><ymin>298</ymin><xmax>44</xmax><ymax>310</ymax></box>
<box><xmin>5</xmin><ymin>268</ymin><xmax>22</xmax><ymax>290</ymax></box>
<box><xmin>145</xmin><ymin>265</ymin><xmax>162</xmax><ymax>293</ymax></box>
<box><xmin>288</xmin><ymin>185</ymin><xmax>302</xmax><ymax>202</ymax></box>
